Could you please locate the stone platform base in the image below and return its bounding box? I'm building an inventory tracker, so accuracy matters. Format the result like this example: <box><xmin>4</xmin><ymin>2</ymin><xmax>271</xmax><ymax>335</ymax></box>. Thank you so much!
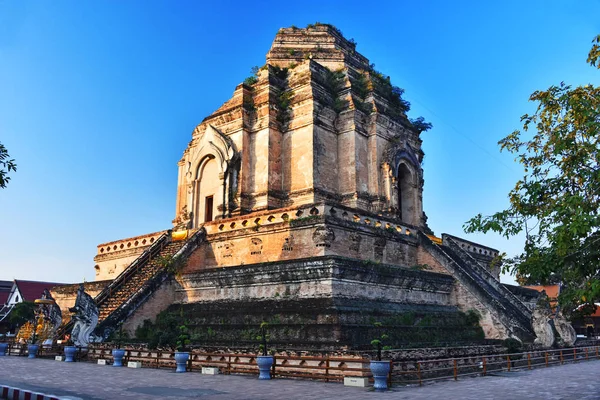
<box><xmin>163</xmin><ymin>297</ymin><xmax>483</xmax><ymax>349</ymax></box>
<box><xmin>128</xmin><ymin>256</ymin><xmax>484</xmax><ymax>350</ymax></box>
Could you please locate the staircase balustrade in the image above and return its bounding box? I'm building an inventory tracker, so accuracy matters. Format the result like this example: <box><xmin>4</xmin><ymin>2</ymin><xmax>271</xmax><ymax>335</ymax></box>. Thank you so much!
<box><xmin>419</xmin><ymin>232</ymin><xmax>535</xmax><ymax>340</ymax></box>
<box><xmin>92</xmin><ymin>228</ymin><xmax>206</xmax><ymax>340</ymax></box>
<box><xmin>94</xmin><ymin>231</ymin><xmax>171</xmax><ymax>307</ymax></box>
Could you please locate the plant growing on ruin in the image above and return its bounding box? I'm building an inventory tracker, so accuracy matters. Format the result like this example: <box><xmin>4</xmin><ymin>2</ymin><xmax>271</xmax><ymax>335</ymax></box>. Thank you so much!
<box><xmin>243</xmin><ymin>66</ymin><xmax>261</xmax><ymax>86</ymax></box>
<box><xmin>409</xmin><ymin>116</ymin><xmax>433</xmax><ymax>134</ymax></box>
<box><xmin>465</xmin><ymin>309</ymin><xmax>481</xmax><ymax>325</ymax></box>
<box><xmin>464</xmin><ymin>35</ymin><xmax>600</xmax><ymax>315</ymax></box>
<box><xmin>256</xmin><ymin>321</ymin><xmax>270</xmax><ymax>356</ymax></box>
<box><xmin>367</xmin><ymin>64</ymin><xmax>410</xmax><ymax>114</ymax></box>
<box><xmin>243</xmin><ymin>98</ymin><xmax>256</xmax><ymax>114</ymax></box>
<box><xmin>289</xmin><ymin>215</ymin><xmax>320</xmax><ymax>227</ymax></box>
<box><xmin>243</xmin><ymin>75</ymin><xmax>258</xmax><ymax>86</ymax></box>
<box><xmin>371</xmin><ymin>322</ymin><xmax>391</xmax><ymax>361</ymax></box>
<box><xmin>139</xmin><ymin>307</ymin><xmax>194</xmax><ymax>351</ymax></box>
<box><xmin>271</xmin><ymin>65</ymin><xmax>288</xmax><ymax>81</ymax></box>
<box><xmin>276</xmin><ymin>89</ymin><xmax>294</xmax><ymax>129</ymax></box>
<box><xmin>352</xmin><ymin>72</ymin><xmax>370</xmax><ymax>100</ymax></box>
<box><xmin>354</xmin><ymin>99</ymin><xmax>373</xmax><ymax>116</ymax></box>
<box><xmin>409</xmin><ymin>264</ymin><xmax>429</xmax><ymax>271</ymax></box>
<box><xmin>323</xmin><ymin>67</ymin><xmax>348</xmax><ymax>115</ymax></box>
<box><xmin>138</xmin><ymin>312</ymin><xmax>179</xmax><ymax>349</ymax></box>
<box><xmin>156</xmin><ymin>254</ymin><xmax>187</xmax><ymax>276</ymax></box>
<box><xmin>305</xmin><ymin>22</ymin><xmax>344</xmax><ymax>38</ymax></box>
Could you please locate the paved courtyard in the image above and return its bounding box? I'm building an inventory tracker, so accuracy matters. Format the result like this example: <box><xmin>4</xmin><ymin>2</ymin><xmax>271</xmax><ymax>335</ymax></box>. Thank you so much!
<box><xmin>0</xmin><ymin>356</ymin><xmax>599</xmax><ymax>399</ymax></box>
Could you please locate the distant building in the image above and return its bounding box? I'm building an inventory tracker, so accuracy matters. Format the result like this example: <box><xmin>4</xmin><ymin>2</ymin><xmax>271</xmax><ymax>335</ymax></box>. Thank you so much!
<box><xmin>524</xmin><ymin>284</ymin><xmax>560</xmax><ymax>311</ymax></box>
<box><xmin>0</xmin><ymin>280</ymin><xmax>12</xmax><ymax>315</ymax></box>
<box><xmin>572</xmin><ymin>304</ymin><xmax>600</xmax><ymax>338</ymax></box>
<box><xmin>0</xmin><ymin>280</ymin><xmax>65</xmax><ymax>333</ymax></box>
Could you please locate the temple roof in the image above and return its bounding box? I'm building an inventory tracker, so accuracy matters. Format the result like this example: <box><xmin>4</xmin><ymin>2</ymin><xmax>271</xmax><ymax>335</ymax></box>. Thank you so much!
<box><xmin>0</xmin><ymin>280</ymin><xmax>11</xmax><ymax>305</ymax></box>
<box><xmin>13</xmin><ymin>280</ymin><xmax>64</xmax><ymax>302</ymax></box>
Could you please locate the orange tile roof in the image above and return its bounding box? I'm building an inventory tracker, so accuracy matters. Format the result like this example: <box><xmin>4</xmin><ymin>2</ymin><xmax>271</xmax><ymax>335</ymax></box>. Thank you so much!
<box><xmin>523</xmin><ymin>284</ymin><xmax>560</xmax><ymax>299</ymax></box>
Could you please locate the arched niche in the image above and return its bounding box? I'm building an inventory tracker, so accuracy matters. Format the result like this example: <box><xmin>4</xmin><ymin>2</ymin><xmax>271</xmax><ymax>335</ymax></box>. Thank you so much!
<box><xmin>193</xmin><ymin>155</ymin><xmax>221</xmax><ymax>226</ymax></box>
<box><xmin>385</xmin><ymin>145</ymin><xmax>421</xmax><ymax>226</ymax></box>
<box><xmin>177</xmin><ymin>124</ymin><xmax>240</xmax><ymax>227</ymax></box>
<box><xmin>397</xmin><ymin>162</ymin><xmax>416</xmax><ymax>225</ymax></box>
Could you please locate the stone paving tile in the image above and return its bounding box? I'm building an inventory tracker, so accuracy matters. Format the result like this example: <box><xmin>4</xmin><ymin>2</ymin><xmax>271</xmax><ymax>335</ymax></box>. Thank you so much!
<box><xmin>0</xmin><ymin>356</ymin><xmax>599</xmax><ymax>399</ymax></box>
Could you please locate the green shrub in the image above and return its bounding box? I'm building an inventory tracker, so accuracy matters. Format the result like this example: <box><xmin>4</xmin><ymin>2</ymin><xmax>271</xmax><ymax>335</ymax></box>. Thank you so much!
<box><xmin>371</xmin><ymin>321</ymin><xmax>392</xmax><ymax>360</ymax></box>
<box><xmin>243</xmin><ymin>76</ymin><xmax>258</xmax><ymax>86</ymax></box>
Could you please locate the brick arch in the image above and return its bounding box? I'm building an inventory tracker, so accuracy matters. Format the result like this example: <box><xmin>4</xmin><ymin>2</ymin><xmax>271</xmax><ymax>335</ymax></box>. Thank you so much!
<box><xmin>177</xmin><ymin>124</ymin><xmax>240</xmax><ymax>226</ymax></box>
<box><xmin>192</xmin><ymin>155</ymin><xmax>221</xmax><ymax>226</ymax></box>
<box><xmin>397</xmin><ymin>161</ymin><xmax>417</xmax><ymax>225</ymax></box>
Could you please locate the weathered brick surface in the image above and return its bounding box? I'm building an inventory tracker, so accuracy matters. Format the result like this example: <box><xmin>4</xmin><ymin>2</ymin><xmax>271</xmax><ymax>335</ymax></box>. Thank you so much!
<box><xmin>88</xmin><ymin>25</ymin><xmax>529</xmax><ymax>348</ymax></box>
<box><xmin>94</xmin><ymin>231</ymin><xmax>167</xmax><ymax>280</ymax></box>
<box><xmin>122</xmin><ymin>280</ymin><xmax>178</xmax><ymax>334</ymax></box>
<box><xmin>451</xmin><ymin>281</ymin><xmax>509</xmax><ymax>339</ymax></box>
<box><xmin>171</xmin><ymin>26</ymin><xmax>425</xmax><ymax>230</ymax></box>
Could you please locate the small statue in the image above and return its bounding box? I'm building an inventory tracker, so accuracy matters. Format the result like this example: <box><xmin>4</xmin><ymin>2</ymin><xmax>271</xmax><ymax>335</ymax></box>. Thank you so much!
<box><xmin>531</xmin><ymin>291</ymin><xmax>554</xmax><ymax>348</ymax></box>
<box><xmin>69</xmin><ymin>284</ymin><xmax>99</xmax><ymax>347</ymax></box>
<box><xmin>40</xmin><ymin>289</ymin><xmax>62</xmax><ymax>334</ymax></box>
<box><xmin>554</xmin><ymin>309</ymin><xmax>577</xmax><ymax>347</ymax></box>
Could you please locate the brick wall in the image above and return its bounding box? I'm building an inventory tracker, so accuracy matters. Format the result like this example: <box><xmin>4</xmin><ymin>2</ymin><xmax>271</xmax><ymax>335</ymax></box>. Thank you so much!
<box><xmin>451</xmin><ymin>281</ymin><xmax>508</xmax><ymax>339</ymax></box>
<box><xmin>122</xmin><ymin>279</ymin><xmax>179</xmax><ymax>335</ymax></box>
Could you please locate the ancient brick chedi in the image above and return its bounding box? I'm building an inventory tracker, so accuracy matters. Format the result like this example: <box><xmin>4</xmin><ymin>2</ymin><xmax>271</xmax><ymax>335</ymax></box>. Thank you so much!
<box><xmin>174</xmin><ymin>27</ymin><xmax>425</xmax><ymax>226</ymax></box>
<box><xmin>54</xmin><ymin>25</ymin><xmax>542</xmax><ymax>348</ymax></box>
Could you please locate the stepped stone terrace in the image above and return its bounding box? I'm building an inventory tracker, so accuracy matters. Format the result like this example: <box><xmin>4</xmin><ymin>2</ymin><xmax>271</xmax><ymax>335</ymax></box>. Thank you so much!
<box><xmin>48</xmin><ymin>24</ymin><xmax>542</xmax><ymax>349</ymax></box>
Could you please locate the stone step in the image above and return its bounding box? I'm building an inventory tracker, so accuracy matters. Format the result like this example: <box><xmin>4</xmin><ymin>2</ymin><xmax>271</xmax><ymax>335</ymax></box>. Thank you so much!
<box><xmin>95</xmin><ymin>237</ymin><xmax>193</xmax><ymax>323</ymax></box>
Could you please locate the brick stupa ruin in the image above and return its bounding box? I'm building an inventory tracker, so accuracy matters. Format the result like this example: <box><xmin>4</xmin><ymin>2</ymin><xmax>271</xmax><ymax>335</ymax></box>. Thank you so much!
<box><xmin>52</xmin><ymin>24</ymin><xmax>539</xmax><ymax>348</ymax></box>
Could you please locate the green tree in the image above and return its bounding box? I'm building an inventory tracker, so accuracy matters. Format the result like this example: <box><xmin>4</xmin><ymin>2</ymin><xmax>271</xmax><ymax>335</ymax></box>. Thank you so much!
<box><xmin>0</xmin><ymin>142</ymin><xmax>17</xmax><ymax>189</ymax></box>
<box><xmin>8</xmin><ymin>301</ymin><xmax>36</xmax><ymax>329</ymax></box>
<box><xmin>465</xmin><ymin>35</ymin><xmax>600</xmax><ymax>316</ymax></box>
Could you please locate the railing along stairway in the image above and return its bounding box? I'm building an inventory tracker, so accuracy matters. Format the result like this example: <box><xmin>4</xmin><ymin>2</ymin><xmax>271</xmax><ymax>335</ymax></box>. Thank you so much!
<box><xmin>420</xmin><ymin>232</ymin><xmax>535</xmax><ymax>341</ymax></box>
<box><xmin>56</xmin><ymin>228</ymin><xmax>205</xmax><ymax>341</ymax></box>
<box><xmin>93</xmin><ymin>228</ymin><xmax>206</xmax><ymax>340</ymax></box>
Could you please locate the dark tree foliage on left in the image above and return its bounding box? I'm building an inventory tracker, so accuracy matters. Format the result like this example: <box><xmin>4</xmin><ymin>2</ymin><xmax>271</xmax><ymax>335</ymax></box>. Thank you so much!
<box><xmin>0</xmin><ymin>142</ymin><xmax>17</xmax><ymax>189</ymax></box>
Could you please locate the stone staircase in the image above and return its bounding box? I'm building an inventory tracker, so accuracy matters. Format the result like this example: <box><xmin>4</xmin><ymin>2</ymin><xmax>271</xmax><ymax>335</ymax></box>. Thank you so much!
<box><xmin>91</xmin><ymin>228</ymin><xmax>206</xmax><ymax>340</ymax></box>
<box><xmin>420</xmin><ymin>232</ymin><xmax>535</xmax><ymax>341</ymax></box>
<box><xmin>97</xmin><ymin>240</ymin><xmax>182</xmax><ymax>321</ymax></box>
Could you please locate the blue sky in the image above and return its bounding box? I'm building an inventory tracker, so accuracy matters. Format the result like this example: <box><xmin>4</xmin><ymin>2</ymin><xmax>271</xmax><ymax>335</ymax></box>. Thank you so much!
<box><xmin>0</xmin><ymin>1</ymin><xmax>598</xmax><ymax>283</ymax></box>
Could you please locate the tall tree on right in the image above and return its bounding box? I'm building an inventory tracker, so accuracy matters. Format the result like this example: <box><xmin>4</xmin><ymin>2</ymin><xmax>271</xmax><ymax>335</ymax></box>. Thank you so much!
<box><xmin>464</xmin><ymin>35</ymin><xmax>600</xmax><ymax>316</ymax></box>
<box><xmin>0</xmin><ymin>142</ymin><xmax>17</xmax><ymax>189</ymax></box>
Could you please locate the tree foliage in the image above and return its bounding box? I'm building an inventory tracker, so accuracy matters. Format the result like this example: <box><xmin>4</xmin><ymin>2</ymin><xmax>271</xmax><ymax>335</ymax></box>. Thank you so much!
<box><xmin>7</xmin><ymin>301</ymin><xmax>36</xmax><ymax>329</ymax></box>
<box><xmin>410</xmin><ymin>116</ymin><xmax>433</xmax><ymax>133</ymax></box>
<box><xmin>464</xmin><ymin>35</ymin><xmax>600</xmax><ymax>315</ymax></box>
<box><xmin>0</xmin><ymin>142</ymin><xmax>17</xmax><ymax>189</ymax></box>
